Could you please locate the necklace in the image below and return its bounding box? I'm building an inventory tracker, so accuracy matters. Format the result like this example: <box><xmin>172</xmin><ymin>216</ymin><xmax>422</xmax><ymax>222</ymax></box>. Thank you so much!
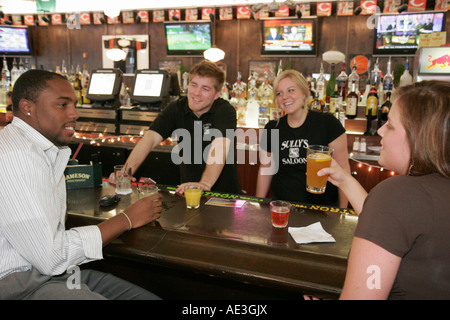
<box><xmin>287</xmin><ymin>110</ymin><xmax>308</xmax><ymax>128</ymax></box>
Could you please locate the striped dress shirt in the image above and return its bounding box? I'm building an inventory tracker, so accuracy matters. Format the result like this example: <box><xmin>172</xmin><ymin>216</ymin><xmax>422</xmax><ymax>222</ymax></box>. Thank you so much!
<box><xmin>0</xmin><ymin>117</ymin><xmax>103</xmax><ymax>280</ymax></box>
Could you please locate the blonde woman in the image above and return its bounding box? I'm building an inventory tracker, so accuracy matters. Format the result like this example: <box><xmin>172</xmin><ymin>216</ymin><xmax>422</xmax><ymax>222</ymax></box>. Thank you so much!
<box><xmin>256</xmin><ymin>69</ymin><xmax>350</xmax><ymax>207</ymax></box>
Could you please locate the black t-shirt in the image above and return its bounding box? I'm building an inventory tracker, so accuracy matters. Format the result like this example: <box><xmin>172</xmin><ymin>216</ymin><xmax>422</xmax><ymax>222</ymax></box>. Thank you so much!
<box><xmin>150</xmin><ymin>97</ymin><xmax>241</xmax><ymax>194</ymax></box>
<box><xmin>260</xmin><ymin>111</ymin><xmax>345</xmax><ymax>205</ymax></box>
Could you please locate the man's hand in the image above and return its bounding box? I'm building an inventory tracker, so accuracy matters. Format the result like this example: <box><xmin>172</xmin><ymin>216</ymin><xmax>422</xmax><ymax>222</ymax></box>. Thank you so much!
<box><xmin>124</xmin><ymin>193</ymin><xmax>163</xmax><ymax>228</ymax></box>
<box><xmin>176</xmin><ymin>182</ymin><xmax>211</xmax><ymax>195</ymax></box>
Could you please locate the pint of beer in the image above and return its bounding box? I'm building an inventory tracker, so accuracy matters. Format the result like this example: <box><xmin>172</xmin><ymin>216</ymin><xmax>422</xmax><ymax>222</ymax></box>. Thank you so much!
<box><xmin>306</xmin><ymin>145</ymin><xmax>333</xmax><ymax>194</ymax></box>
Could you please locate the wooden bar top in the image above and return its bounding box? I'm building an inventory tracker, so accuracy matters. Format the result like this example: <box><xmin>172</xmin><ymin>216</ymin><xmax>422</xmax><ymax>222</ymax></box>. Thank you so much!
<box><xmin>66</xmin><ymin>183</ymin><xmax>357</xmax><ymax>299</ymax></box>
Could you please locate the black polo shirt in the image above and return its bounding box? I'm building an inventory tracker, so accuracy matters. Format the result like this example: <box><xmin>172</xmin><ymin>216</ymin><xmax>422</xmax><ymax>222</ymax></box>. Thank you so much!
<box><xmin>150</xmin><ymin>97</ymin><xmax>241</xmax><ymax>194</ymax></box>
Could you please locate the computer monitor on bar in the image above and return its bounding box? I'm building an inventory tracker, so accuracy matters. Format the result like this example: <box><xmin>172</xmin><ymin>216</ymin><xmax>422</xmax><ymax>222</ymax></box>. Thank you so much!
<box><xmin>86</xmin><ymin>68</ymin><xmax>123</xmax><ymax>108</ymax></box>
<box><xmin>130</xmin><ymin>69</ymin><xmax>171</xmax><ymax>110</ymax></box>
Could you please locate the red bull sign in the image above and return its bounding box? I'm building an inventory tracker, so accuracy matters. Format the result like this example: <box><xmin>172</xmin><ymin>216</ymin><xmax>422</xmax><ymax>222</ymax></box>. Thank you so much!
<box><xmin>426</xmin><ymin>54</ymin><xmax>450</xmax><ymax>69</ymax></box>
<box><xmin>417</xmin><ymin>47</ymin><xmax>450</xmax><ymax>75</ymax></box>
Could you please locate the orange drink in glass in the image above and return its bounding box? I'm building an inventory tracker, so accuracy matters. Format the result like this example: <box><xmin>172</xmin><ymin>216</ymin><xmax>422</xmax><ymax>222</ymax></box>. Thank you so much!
<box><xmin>306</xmin><ymin>145</ymin><xmax>333</xmax><ymax>194</ymax></box>
<box><xmin>185</xmin><ymin>185</ymin><xmax>202</xmax><ymax>209</ymax></box>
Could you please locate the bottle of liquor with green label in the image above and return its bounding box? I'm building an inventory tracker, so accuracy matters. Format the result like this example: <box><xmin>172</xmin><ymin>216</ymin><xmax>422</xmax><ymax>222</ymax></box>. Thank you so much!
<box><xmin>329</xmin><ymin>83</ymin><xmax>340</xmax><ymax>114</ymax></box>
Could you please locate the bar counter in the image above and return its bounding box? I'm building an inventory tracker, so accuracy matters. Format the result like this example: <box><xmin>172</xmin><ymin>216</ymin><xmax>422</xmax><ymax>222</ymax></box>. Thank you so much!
<box><xmin>66</xmin><ymin>183</ymin><xmax>357</xmax><ymax>299</ymax></box>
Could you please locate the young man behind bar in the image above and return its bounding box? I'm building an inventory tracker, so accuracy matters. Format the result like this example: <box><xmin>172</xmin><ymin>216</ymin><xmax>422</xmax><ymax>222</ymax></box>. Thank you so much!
<box><xmin>110</xmin><ymin>60</ymin><xmax>241</xmax><ymax>195</ymax></box>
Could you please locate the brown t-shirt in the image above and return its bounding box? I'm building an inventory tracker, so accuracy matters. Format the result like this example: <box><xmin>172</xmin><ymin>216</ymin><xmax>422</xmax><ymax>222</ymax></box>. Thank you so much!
<box><xmin>355</xmin><ymin>173</ymin><xmax>450</xmax><ymax>300</ymax></box>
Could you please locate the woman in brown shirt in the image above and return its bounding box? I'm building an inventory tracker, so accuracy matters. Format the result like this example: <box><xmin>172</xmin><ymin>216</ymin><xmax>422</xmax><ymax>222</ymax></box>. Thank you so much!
<box><xmin>319</xmin><ymin>80</ymin><xmax>450</xmax><ymax>299</ymax></box>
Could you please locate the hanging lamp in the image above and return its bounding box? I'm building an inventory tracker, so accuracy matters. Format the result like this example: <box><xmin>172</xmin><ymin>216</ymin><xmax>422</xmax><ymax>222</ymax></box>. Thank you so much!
<box><xmin>203</xmin><ymin>13</ymin><xmax>225</xmax><ymax>62</ymax></box>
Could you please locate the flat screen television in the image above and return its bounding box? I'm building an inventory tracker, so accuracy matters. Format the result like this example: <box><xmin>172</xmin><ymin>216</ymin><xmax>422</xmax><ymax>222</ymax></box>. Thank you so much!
<box><xmin>0</xmin><ymin>26</ymin><xmax>32</xmax><ymax>56</ymax></box>
<box><xmin>86</xmin><ymin>68</ymin><xmax>123</xmax><ymax>107</ymax></box>
<box><xmin>131</xmin><ymin>69</ymin><xmax>171</xmax><ymax>108</ymax></box>
<box><xmin>261</xmin><ymin>18</ymin><xmax>318</xmax><ymax>56</ymax></box>
<box><xmin>373</xmin><ymin>11</ymin><xmax>446</xmax><ymax>55</ymax></box>
<box><xmin>164</xmin><ymin>21</ymin><xmax>212</xmax><ymax>56</ymax></box>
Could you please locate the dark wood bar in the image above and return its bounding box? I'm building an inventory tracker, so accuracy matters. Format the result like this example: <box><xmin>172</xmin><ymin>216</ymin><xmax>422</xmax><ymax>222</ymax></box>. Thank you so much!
<box><xmin>66</xmin><ymin>183</ymin><xmax>357</xmax><ymax>299</ymax></box>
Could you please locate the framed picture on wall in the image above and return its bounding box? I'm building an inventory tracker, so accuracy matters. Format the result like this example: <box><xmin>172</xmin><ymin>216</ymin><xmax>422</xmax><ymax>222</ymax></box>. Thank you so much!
<box><xmin>158</xmin><ymin>60</ymin><xmax>182</xmax><ymax>74</ymax></box>
<box><xmin>248</xmin><ymin>60</ymin><xmax>277</xmax><ymax>84</ymax></box>
<box><xmin>102</xmin><ymin>35</ymin><xmax>149</xmax><ymax>75</ymax></box>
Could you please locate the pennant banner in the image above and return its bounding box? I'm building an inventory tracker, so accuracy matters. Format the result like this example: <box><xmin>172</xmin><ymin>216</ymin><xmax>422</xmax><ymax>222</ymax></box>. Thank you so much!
<box><xmin>408</xmin><ymin>0</ymin><xmax>427</xmax><ymax>11</ymax></box>
<box><xmin>316</xmin><ymin>2</ymin><xmax>332</xmax><ymax>16</ymax></box>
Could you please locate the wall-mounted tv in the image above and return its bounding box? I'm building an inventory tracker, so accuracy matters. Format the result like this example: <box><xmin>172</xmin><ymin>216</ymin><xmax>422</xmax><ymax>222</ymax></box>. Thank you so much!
<box><xmin>261</xmin><ymin>18</ymin><xmax>318</xmax><ymax>56</ymax></box>
<box><xmin>0</xmin><ymin>26</ymin><xmax>32</xmax><ymax>56</ymax></box>
<box><xmin>373</xmin><ymin>11</ymin><xmax>446</xmax><ymax>56</ymax></box>
<box><xmin>164</xmin><ymin>21</ymin><xmax>212</xmax><ymax>56</ymax></box>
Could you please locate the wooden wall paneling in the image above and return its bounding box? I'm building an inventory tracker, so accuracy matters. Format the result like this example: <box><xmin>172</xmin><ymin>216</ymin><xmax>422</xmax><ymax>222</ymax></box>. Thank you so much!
<box><xmin>67</xmin><ymin>24</ymin><xmax>106</xmax><ymax>72</ymax></box>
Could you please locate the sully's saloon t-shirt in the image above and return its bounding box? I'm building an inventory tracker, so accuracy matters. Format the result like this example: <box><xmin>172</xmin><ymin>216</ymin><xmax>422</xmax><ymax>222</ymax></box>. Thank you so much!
<box><xmin>260</xmin><ymin>112</ymin><xmax>345</xmax><ymax>205</ymax></box>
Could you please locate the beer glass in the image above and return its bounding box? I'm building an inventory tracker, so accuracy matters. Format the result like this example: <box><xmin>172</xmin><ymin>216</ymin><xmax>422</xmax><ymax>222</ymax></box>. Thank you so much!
<box><xmin>306</xmin><ymin>145</ymin><xmax>333</xmax><ymax>194</ymax></box>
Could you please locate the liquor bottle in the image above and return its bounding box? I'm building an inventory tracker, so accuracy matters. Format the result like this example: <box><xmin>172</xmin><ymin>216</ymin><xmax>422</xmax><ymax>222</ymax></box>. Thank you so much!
<box><xmin>380</xmin><ymin>91</ymin><xmax>391</xmax><ymax>121</ymax></box>
<box><xmin>73</xmin><ymin>72</ymin><xmax>83</xmax><ymax>106</ymax></box>
<box><xmin>329</xmin><ymin>83</ymin><xmax>340</xmax><ymax>114</ymax></box>
<box><xmin>310</xmin><ymin>92</ymin><xmax>323</xmax><ymax>112</ymax></box>
<box><xmin>229</xmin><ymin>92</ymin><xmax>239</xmax><ymax>111</ymax></box>
<box><xmin>237</xmin><ymin>91</ymin><xmax>247</xmax><ymax>126</ymax></box>
<box><xmin>180</xmin><ymin>72</ymin><xmax>188</xmax><ymax>96</ymax></box>
<box><xmin>18</xmin><ymin>58</ymin><xmax>26</xmax><ymax>74</ymax></box>
<box><xmin>247</xmin><ymin>70</ymin><xmax>258</xmax><ymax>100</ymax></box>
<box><xmin>399</xmin><ymin>58</ymin><xmax>412</xmax><ymax>87</ymax></box>
<box><xmin>337</xmin><ymin>62</ymin><xmax>348</xmax><ymax>103</ymax></box>
<box><xmin>366</xmin><ymin>85</ymin><xmax>378</xmax><ymax>117</ymax></box>
<box><xmin>345</xmin><ymin>80</ymin><xmax>358</xmax><ymax>119</ymax></box>
<box><xmin>259</xmin><ymin>68</ymin><xmax>273</xmax><ymax>124</ymax></box>
<box><xmin>378</xmin><ymin>75</ymin><xmax>384</xmax><ymax>108</ymax></box>
<box><xmin>246</xmin><ymin>91</ymin><xmax>260</xmax><ymax>128</ymax></box>
<box><xmin>377</xmin><ymin>90</ymin><xmax>391</xmax><ymax>131</ymax></box>
<box><xmin>246</xmin><ymin>70</ymin><xmax>260</xmax><ymax>127</ymax></box>
<box><xmin>276</xmin><ymin>59</ymin><xmax>283</xmax><ymax>77</ymax></box>
<box><xmin>370</xmin><ymin>58</ymin><xmax>381</xmax><ymax>87</ymax></box>
<box><xmin>383</xmin><ymin>57</ymin><xmax>393</xmax><ymax>100</ymax></box>
<box><xmin>337</xmin><ymin>102</ymin><xmax>345</xmax><ymax>127</ymax></box>
<box><xmin>233</xmin><ymin>71</ymin><xmax>247</xmax><ymax>100</ymax></box>
<box><xmin>347</xmin><ymin>60</ymin><xmax>360</xmax><ymax>97</ymax></box>
<box><xmin>316</xmin><ymin>63</ymin><xmax>326</xmax><ymax>103</ymax></box>
<box><xmin>0</xmin><ymin>57</ymin><xmax>9</xmax><ymax>106</ymax></box>
<box><xmin>220</xmin><ymin>82</ymin><xmax>230</xmax><ymax>100</ymax></box>
<box><xmin>10</xmin><ymin>58</ymin><xmax>19</xmax><ymax>87</ymax></box>
<box><xmin>325</xmin><ymin>63</ymin><xmax>336</xmax><ymax>106</ymax></box>
<box><xmin>81</xmin><ymin>64</ymin><xmax>90</xmax><ymax>105</ymax></box>
<box><xmin>61</xmin><ymin>59</ymin><xmax>68</xmax><ymax>78</ymax></box>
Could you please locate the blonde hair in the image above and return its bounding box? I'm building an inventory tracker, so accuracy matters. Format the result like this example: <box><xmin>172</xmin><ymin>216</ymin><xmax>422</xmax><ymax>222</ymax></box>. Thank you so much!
<box><xmin>394</xmin><ymin>80</ymin><xmax>450</xmax><ymax>178</ymax></box>
<box><xmin>273</xmin><ymin>69</ymin><xmax>311</xmax><ymax>108</ymax></box>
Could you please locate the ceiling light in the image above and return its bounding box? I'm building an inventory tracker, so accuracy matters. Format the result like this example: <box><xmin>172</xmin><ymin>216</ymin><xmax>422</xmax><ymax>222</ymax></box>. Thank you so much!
<box><xmin>104</xmin><ymin>8</ymin><xmax>120</xmax><ymax>18</ymax></box>
<box><xmin>203</xmin><ymin>47</ymin><xmax>225</xmax><ymax>63</ymax></box>
<box><xmin>323</xmin><ymin>46</ymin><xmax>345</xmax><ymax>64</ymax></box>
<box><xmin>106</xmin><ymin>47</ymin><xmax>127</xmax><ymax>61</ymax></box>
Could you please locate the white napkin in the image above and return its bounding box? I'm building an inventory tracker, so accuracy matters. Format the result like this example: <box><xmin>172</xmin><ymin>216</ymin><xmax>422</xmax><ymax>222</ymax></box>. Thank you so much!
<box><xmin>288</xmin><ymin>222</ymin><xmax>336</xmax><ymax>244</ymax></box>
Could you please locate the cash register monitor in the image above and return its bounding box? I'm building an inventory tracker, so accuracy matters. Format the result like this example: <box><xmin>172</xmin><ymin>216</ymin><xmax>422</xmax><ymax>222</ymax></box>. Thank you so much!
<box><xmin>131</xmin><ymin>69</ymin><xmax>170</xmax><ymax>108</ymax></box>
<box><xmin>86</xmin><ymin>68</ymin><xmax>123</xmax><ymax>107</ymax></box>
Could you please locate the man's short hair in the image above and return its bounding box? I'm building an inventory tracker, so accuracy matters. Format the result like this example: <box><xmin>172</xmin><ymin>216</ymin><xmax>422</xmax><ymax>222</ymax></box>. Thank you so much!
<box><xmin>189</xmin><ymin>60</ymin><xmax>225</xmax><ymax>93</ymax></box>
<box><xmin>11</xmin><ymin>69</ymin><xmax>68</xmax><ymax>115</ymax></box>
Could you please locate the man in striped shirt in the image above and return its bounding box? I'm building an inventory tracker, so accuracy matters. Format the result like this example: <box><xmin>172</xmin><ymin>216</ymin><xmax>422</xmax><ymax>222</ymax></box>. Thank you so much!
<box><xmin>0</xmin><ymin>70</ymin><xmax>162</xmax><ymax>299</ymax></box>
